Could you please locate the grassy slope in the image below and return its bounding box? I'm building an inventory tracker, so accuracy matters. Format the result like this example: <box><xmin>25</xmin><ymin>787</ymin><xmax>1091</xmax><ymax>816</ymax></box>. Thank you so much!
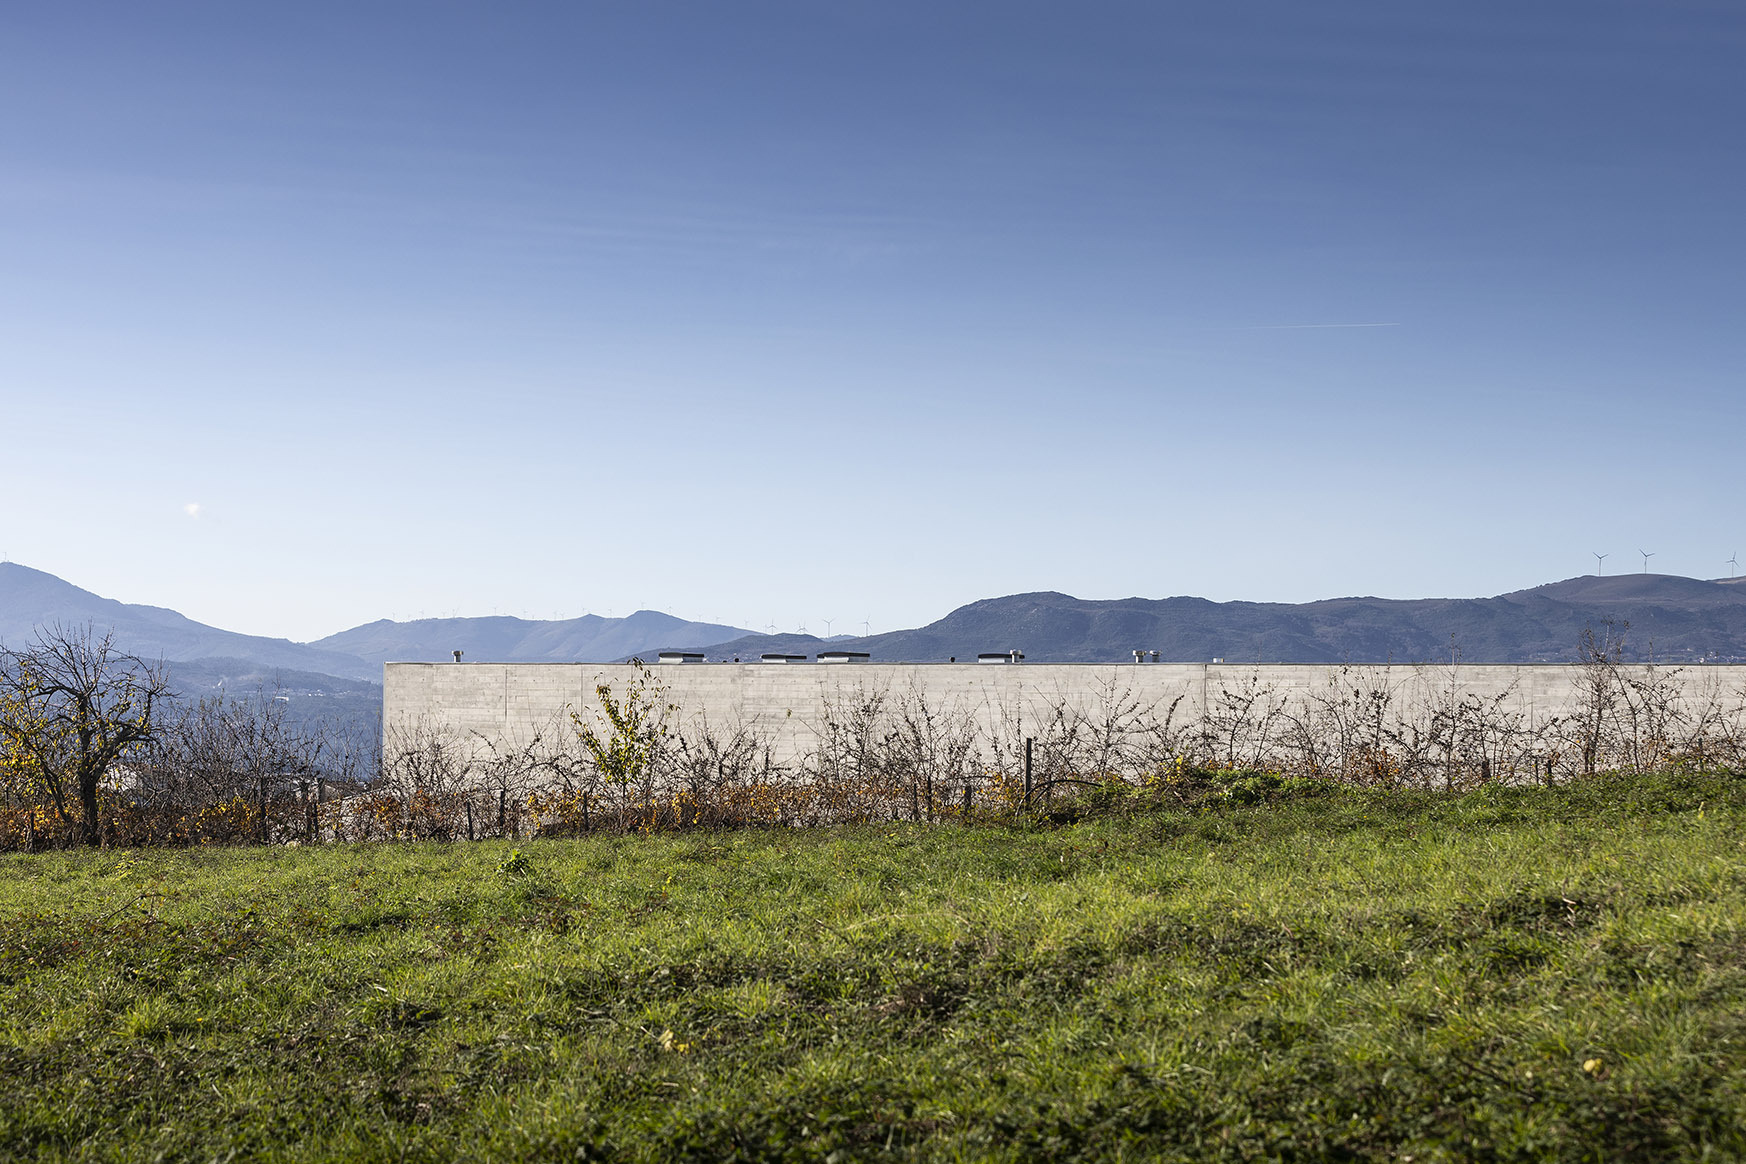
<box><xmin>2</xmin><ymin>772</ymin><xmax>1744</xmax><ymax>1162</ymax></box>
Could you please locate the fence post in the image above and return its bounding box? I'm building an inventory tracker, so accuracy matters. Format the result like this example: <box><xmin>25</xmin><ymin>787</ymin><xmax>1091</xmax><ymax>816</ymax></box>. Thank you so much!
<box><xmin>257</xmin><ymin>776</ymin><xmax>270</xmax><ymax>845</ymax></box>
<box><xmin>301</xmin><ymin>780</ymin><xmax>313</xmax><ymax>842</ymax></box>
<box><xmin>583</xmin><ymin>792</ymin><xmax>590</xmax><ymax>832</ymax></box>
<box><xmin>316</xmin><ymin>777</ymin><xmax>327</xmax><ymax>843</ymax></box>
<box><xmin>466</xmin><ymin>796</ymin><xmax>475</xmax><ymax>842</ymax></box>
<box><xmin>1024</xmin><ymin>737</ymin><xmax>1034</xmax><ymax>812</ymax></box>
<box><xmin>498</xmin><ymin>788</ymin><xmax>507</xmax><ymax>836</ymax></box>
<box><xmin>962</xmin><ymin>779</ymin><xmax>972</xmax><ymax>825</ymax></box>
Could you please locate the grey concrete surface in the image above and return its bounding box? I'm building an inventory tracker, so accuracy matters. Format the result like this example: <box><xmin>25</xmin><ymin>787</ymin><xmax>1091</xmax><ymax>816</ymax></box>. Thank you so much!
<box><xmin>385</xmin><ymin>661</ymin><xmax>1746</xmax><ymax>768</ymax></box>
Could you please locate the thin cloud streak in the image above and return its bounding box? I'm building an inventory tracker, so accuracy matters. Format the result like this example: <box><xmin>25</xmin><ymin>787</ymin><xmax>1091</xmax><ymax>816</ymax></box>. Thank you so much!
<box><xmin>1218</xmin><ymin>322</ymin><xmax>1402</xmax><ymax>330</ymax></box>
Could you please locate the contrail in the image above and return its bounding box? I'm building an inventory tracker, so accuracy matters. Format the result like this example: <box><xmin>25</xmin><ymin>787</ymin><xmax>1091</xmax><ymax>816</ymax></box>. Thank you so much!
<box><xmin>1223</xmin><ymin>322</ymin><xmax>1401</xmax><ymax>330</ymax></box>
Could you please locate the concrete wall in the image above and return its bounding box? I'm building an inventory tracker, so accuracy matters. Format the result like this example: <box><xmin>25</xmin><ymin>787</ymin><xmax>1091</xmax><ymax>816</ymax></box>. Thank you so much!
<box><xmin>384</xmin><ymin>660</ymin><xmax>1746</xmax><ymax>769</ymax></box>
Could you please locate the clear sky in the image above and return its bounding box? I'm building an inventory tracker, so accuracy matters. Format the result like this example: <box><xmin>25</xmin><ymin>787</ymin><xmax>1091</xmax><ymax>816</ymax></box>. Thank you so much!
<box><xmin>2</xmin><ymin>1</ymin><xmax>1742</xmax><ymax>642</ymax></box>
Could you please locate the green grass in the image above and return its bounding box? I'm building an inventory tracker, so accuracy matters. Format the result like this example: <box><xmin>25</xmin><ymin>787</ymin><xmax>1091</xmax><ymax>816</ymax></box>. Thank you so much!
<box><xmin>3</xmin><ymin>770</ymin><xmax>1745</xmax><ymax>1162</ymax></box>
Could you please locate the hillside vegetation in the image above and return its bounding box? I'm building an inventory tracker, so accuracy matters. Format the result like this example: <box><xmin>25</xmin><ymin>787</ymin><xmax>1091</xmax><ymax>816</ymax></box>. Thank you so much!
<box><xmin>3</xmin><ymin>768</ymin><xmax>1744</xmax><ymax>1161</ymax></box>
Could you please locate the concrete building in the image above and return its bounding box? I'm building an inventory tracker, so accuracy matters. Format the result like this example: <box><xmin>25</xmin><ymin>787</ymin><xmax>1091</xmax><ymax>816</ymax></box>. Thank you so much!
<box><xmin>383</xmin><ymin>659</ymin><xmax>1746</xmax><ymax>773</ymax></box>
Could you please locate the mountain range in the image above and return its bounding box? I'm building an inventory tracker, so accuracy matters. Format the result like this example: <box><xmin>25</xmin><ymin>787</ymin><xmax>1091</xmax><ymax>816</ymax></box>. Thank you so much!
<box><xmin>682</xmin><ymin>573</ymin><xmax>1746</xmax><ymax>665</ymax></box>
<box><xmin>0</xmin><ymin>563</ymin><xmax>752</xmax><ymax>682</ymax></box>
<box><xmin>309</xmin><ymin>611</ymin><xmax>751</xmax><ymax>669</ymax></box>
<box><xmin>0</xmin><ymin>563</ymin><xmax>379</xmax><ymax>680</ymax></box>
<box><xmin>5</xmin><ymin>563</ymin><xmax>1746</xmax><ymax>696</ymax></box>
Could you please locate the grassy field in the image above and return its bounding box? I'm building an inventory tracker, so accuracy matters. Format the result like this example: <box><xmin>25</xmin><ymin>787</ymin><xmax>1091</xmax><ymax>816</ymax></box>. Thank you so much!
<box><xmin>3</xmin><ymin>770</ymin><xmax>1744</xmax><ymax>1162</ymax></box>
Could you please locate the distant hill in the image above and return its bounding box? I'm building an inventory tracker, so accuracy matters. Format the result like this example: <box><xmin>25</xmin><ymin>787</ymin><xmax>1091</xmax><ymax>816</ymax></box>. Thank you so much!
<box><xmin>1</xmin><ymin>562</ymin><xmax>757</xmax><ymax>673</ymax></box>
<box><xmin>676</xmin><ymin>576</ymin><xmax>1746</xmax><ymax>664</ymax></box>
<box><xmin>312</xmin><ymin>611</ymin><xmax>755</xmax><ymax>666</ymax></box>
<box><xmin>0</xmin><ymin>563</ymin><xmax>378</xmax><ymax>680</ymax></box>
<box><xmin>11</xmin><ymin>560</ymin><xmax>1746</xmax><ymax>684</ymax></box>
<box><xmin>0</xmin><ymin>564</ymin><xmax>756</xmax><ymax>759</ymax></box>
<box><xmin>162</xmin><ymin>657</ymin><xmax>383</xmax><ymax>760</ymax></box>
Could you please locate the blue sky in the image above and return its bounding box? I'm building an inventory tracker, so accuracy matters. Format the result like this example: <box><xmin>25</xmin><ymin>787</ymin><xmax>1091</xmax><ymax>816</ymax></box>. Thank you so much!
<box><xmin>2</xmin><ymin>1</ymin><xmax>1742</xmax><ymax>642</ymax></box>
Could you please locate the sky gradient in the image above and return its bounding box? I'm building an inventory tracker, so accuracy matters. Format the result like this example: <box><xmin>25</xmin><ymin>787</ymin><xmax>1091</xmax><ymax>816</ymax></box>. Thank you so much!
<box><xmin>3</xmin><ymin>1</ymin><xmax>1742</xmax><ymax>642</ymax></box>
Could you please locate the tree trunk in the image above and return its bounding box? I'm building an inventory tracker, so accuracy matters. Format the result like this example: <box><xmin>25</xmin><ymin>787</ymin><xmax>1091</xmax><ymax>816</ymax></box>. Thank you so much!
<box><xmin>79</xmin><ymin>768</ymin><xmax>101</xmax><ymax>848</ymax></box>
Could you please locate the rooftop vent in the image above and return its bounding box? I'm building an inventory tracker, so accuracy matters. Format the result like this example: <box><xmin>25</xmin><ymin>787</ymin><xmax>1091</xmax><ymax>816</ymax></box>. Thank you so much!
<box><xmin>761</xmin><ymin>653</ymin><xmax>809</xmax><ymax>663</ymax></box>
<box><xmin>817</xmin><ymin>651</ymin><xmax>870</xmax><ymax>664</ymax></box>
<box><xmin>657</xmin><ymin>651</ymin><xmax>706</xmax><ymax>664</ymax></box>
<box><xmin>979</xmin><ymin>650</ymin><xmax>1025</xmax><ymax>664</ymax></box>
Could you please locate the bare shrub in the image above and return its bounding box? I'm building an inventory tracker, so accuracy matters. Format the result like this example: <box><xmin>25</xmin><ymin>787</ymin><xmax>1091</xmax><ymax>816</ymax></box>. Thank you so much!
<box><xmin>1199</xmin><ymin>671</ymin><xmax>1290</xmax><ymax>771</ymax></box>
<box><xmin>666</xmin><ymin>714</ymin><xmax>790</xmax><ymax>828</ymax></box>
<box><xmin>134</xmin><ymin>689</ymin><xmax>341</xmax><ymax>845</ymax></box>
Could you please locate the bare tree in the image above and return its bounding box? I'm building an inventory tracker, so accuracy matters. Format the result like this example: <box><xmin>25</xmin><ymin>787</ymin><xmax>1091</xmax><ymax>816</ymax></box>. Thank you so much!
<box><xmin>0</xmin><ymin>625</ymin><xmax>171</xmax><ymax>847</ymax></box>
<box><xmin>139</xmin><ymin>687</ymin><xmax>338</xmax><ymax>844</ymax></box>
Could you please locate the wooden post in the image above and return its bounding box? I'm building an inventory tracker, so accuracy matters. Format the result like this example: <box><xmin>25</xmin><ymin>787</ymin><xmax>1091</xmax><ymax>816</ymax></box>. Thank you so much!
<box><xmin>316</xmin><ymin>778</ymin><xmax>327</xmax><ymax>843</ymax></box>
<box><xmin>257</xmin><ymin>776</ymin><xmax>270</xmax><ymax>844</ymax></box>
<box><xmin>582</xmin><ymin>792</ymin><xmax>591</xmax><ymax>832</ymax></box>
<box><xmin>301</xmin><ymin>780</ymin><xmax>313</xmax><ymax>842</ymax></box>
<box><xmin>1023</xmin><ymin>737</ymin><xmax>1034</xmax><ymax>811</ymax></box>
<box><xmin>961</xmin><ymin>780</ymin><xmax>972</xmax><ymax>825</ymax></box>
<box><xmin>498</xmin><ymin>788</ymin><xmax>507</xmax><ymax>836</ymax></box>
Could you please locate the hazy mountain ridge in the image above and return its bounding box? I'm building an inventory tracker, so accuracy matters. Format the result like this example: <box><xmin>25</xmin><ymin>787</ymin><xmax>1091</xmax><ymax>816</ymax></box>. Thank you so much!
<box><xmin>0</xmin><ymin>564</ymin><xmax>380</xmax><ymax>680</ymax></box>
<box><xmin>675</xmin><ymin>576</ymin><xmax>1746</xmax><ymax>664</ymax></box>
<box><xmin>0</xmin><ymin>563</ymin><xmax>755</xmax><ymax>674</ymax></box>
<box><xmin>311</xmin><ymin>610</ymin><xmax>753</xmax><ymax>667</ymax></box>
<box><xmin>8</xmin><ymin>563</ymin><xmax>1746</xmax><ymax>692</ymax></box>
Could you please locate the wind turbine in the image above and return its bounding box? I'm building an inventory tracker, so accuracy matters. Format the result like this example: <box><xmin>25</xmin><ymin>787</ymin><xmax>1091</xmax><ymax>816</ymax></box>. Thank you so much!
<box><xmin>862</xmin><ymin>617</ymin><xmax>871</xmax><ymax>637</ymax></box>
<box><xmin>1640</xmin><ymin>549</ymin><xmax>1655</xmax><ymax>574</ymax></box>
<box><xmin>1729</xmin><ymin>553</ymin><xmax>1739</xmax><ymax>580</ymax></box>
<box><xmin>1594</xmin><ymin>552</ymin><xmax>1608</xmax><ymax>576</ymax></box>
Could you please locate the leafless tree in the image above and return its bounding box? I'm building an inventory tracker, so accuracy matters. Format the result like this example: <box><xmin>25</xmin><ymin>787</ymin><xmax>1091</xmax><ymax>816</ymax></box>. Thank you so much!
<box><xmin>139</xmin><ymin>686</ymin><xmax>340</xmax><ymax>843</ymax></box>
<box><xmin>0</xmin><ymin>625</ymin><xmax>171</xmax><ymax>847</ymax></box>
